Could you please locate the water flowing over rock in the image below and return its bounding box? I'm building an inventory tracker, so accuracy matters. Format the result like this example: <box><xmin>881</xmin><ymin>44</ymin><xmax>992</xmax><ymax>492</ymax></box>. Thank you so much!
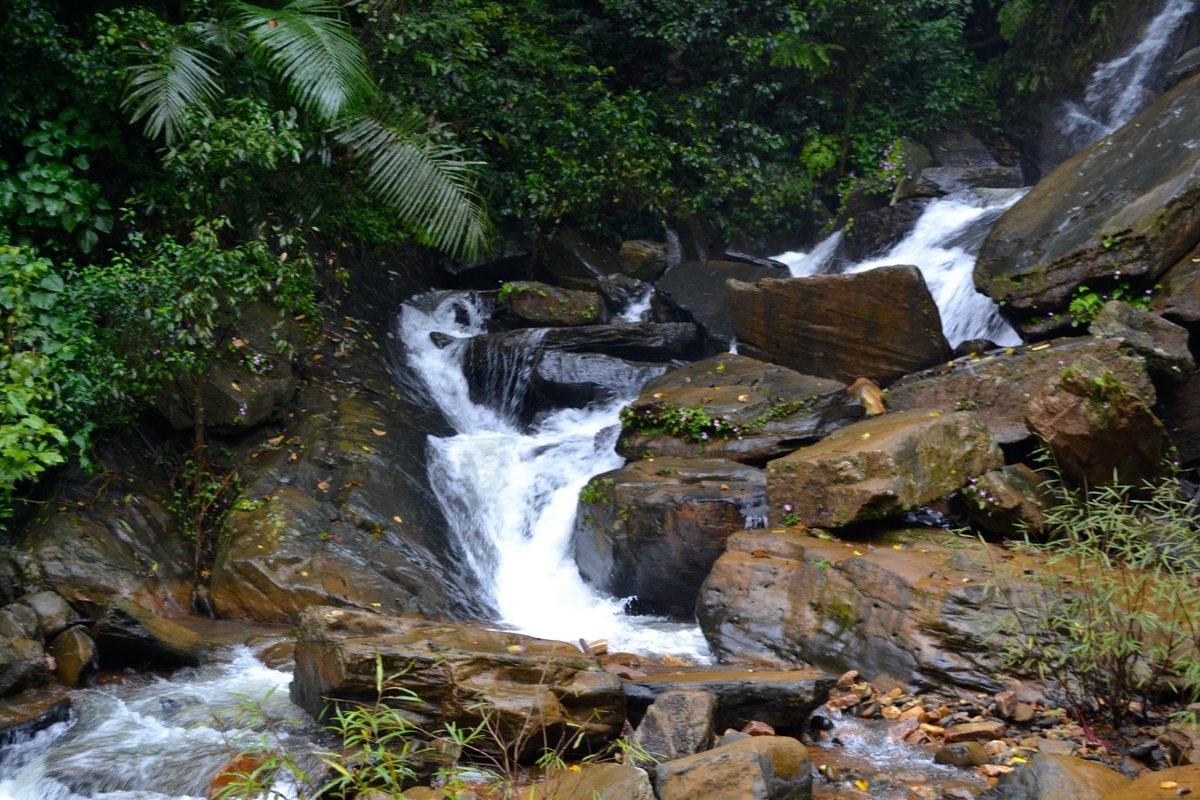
<box><xmin>976</xmin><ymin>72</ymin><xmax>1200</xmax><ymax>334</ymax></box>
<box><xmin>697</xmin><ymin>528</ymin><xmax>1031</xmax><ymax>691</ymax></box>
<box><xmin>291</xmin><ymin>606</ymin><xmax>624</xmax><ymax>758</ymax></box>
<box><xmin>729</xmin><ymin>267</ymin><xmax>951</xmax><ymax>384</ymax></box>
<box><xmin>654</xmin><ymin>735</ymin><xmax>812</xmax><ymax>800</ymax></box>
<box><xmin>765</xmin><ymin>409</ymin><xmax>1002</xmax><ymax>528</ymax></box>
<box><xmin>573</xmin><ymin>457</ymin><xmax>766</xmax><ymax>618</ymax></box>
<box><xmin>616</xmin><ymin>353</ymin><xmax>863</xmax><ymax>465</ymax></box>
<box><xmin>93</xmin><ymin>596</ymin><xmax>206</xmax><ymax>669</ymax></box>
<box><xmin>885</xmin><ymin>337</ymin><xmax>1155</xmax><ymax>445</ymax></box>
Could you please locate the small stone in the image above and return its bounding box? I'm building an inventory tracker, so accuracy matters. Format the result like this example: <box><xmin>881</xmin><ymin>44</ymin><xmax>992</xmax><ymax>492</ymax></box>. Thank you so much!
<box><xmin>851</xmin><ymin>682</ymin><xmax>874</xmax><ymax>699</ymax></box>
<box><xmin>1037</xmin><ymin>738</ymin><xmax>1075</xmax><ymax>756</ymax></box>
<box><xmin>829</xmin><ymin>693</ymin><xmax>862</xmax><ymax>710</ymax></box>
<box><xmin>979</xmin><ymin>764</ymin><xmax>1013</xmax><ymax>778</ymax></box>
<box><xmin>1013</xmin><ymin>702</ymin><xmax>1036</xmax><ymax>723</ymax></box>
<box><xmin>859</xmin><ymin>702</ymin><xmax>878</xmax><ymax>718</ymax></box>
<box><xmin>890</xmin><ymin>717</ymin><xmax>921</xmax><ymax>742</ymax></box>
<box><xmin>920</xmin><ymin>723</ymin><xmax>946</xmax><ymax>736</ymax></box>
<box><xmin>934</xmin><ymin>741</ymin><xmax>990</xmax><ymax>767</ymax></box>
<box><xmin>945</xmin><ymin>721</ymin><xmax>1006</xmax><ymax>743</ymax></box>
<box><xmin>983</xmin><ymin>740</ymin><xmax>1008</xmax><ymax>757</ymax></box>
<box><xmin>742</xmin><ymin>720</ymin><xmax>775</xmax><ymax>736</ymax></box>
<box><xmin>836</xmin><ymin>670</ymin><xmax>859</xmax><ymax>688</ymax></box>
<box><xmin>882</xmin><ymin>705</ymin><xmax>903</xmax><ymax>720</ymax></box>
<box><xmin>994</xmin><ymin>690</ymin><xmax>1018</xmax><ymax>719</ymax></box>
<box><xmin>899</xmin><ymin>705</ymin><xmax>926</xmax><ymax>720</ymax></box>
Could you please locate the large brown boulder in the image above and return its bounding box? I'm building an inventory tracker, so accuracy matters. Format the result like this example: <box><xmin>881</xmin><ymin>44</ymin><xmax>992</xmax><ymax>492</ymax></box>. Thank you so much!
<box><xmin>765</xmin><ymin>409</ymin><xmax>1002</xmax><ymax>528</ymax></box>
<box><xmin>654</xmin><ymin>735</ymin><xmax>812</xmax><ymax>800</ymax></box>
<box><xmin>728</xmin><ymin>267</ymin><xmax>951</xmax><ymax>384</ymax></box>
<box><xmin>1024</xmin><ymin>355</ymin><xmax>1169</xmax><ymax>487</ymax></box>
<box><xmin>658</xmin><ymin>260</ymin><xmax>779</xmax><ymax>348</ymax></box>
<box><xmin>697</xmin><ymin>528</ymin><xmax>1033</xmax><ymax>691</ymax></box>
<box><xmin>0</xmin><ymin>638</ymin><xmax>50</xmax><ymax>696</ymax></box>
<box><xmin>982</xmin><ymin>753</ymin><xmax>1129</xmax><ymax>800</ymax></box>
<box><xmin>630</xmin><ymin>690</ymin><xmax>717</xmax><ymax>764</ymax></box>
<box><xmin>885</xmin><ymin>337</ymin><xmax>1154</xmax><ymax>445</ymax></box>
<box><xmin>976</xmin><ymin>72</ymin><xmax>1200</xmax><ymax>335</ymax></box>
<box><xmin>616</xmin><ymin>354</ymin><xmax>864</xmax><ymax>465</ymax></box>
<box><xmin>1101</xmin><ymin>765</ymin><xmax>1200</xmax><ymax>800</ymax></box>
<box><xmin>518</xmin><ymin>763</ymin><xmax>654</xmax><ymax>800</ymax></box>
<box><xmin>574</xmin><ymin>458</ymin><xmax>765</xmax><ymax>618</ymax></box>
<box><xmin>290</xmin><ymin>607</ymin><xmax>624</xmax><ymax>758</ymax></box>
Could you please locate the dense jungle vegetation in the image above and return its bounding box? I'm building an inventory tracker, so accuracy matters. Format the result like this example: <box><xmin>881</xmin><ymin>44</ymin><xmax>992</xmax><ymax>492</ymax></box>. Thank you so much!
<box><xmin>0</xmin><ymin>0</ymin><xmax>1125</xmax><ymax>523</ymax></box>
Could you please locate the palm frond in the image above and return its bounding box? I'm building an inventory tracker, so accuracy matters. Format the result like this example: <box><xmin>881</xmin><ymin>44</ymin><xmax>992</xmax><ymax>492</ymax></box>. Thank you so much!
<box><xmin>338</xmin><ymin>115</ymin><xmax>490</xmax><ymax>259</ymax></box>
<box><xmin>234</xmin><ymin>0</ymin><xmax>372</xmax><ymax>123</ymax></box>
<box><xmin>123</xmin><ymin>42</ymin><xmax>221</xmax><ymax>144</ymax></box>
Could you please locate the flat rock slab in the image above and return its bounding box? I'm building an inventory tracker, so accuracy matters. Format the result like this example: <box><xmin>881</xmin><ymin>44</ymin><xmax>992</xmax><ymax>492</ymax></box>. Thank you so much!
<box><xmin>616</xmin><ymin>353</ymin><xmax>863</xmax><ymax>464</ymax></box>
<box><xmin>574</xmin><ymin>458</ymin><xmax>766</xmax><ymax>618</ymax></box>
<box><xmin>655</xmin><ymin>735</ymin><xmax>812</xmax><ymax>800</ymax></box>
<box><xmin>765</xmin><ymin>409</ymin><xmax>1002</xmax><ymax>528</ymax></box>
<box><xmin>291</xmin><ymin>606</ymin><xmax>624</xmax><ymax>756</ymax></box>
<box><xmin>976</xmin><ymin>72</ymin><xmax>1200</xmax><ymax>332</ymax></box>
<box><xmin>518</xmin><ymin>763</ymin><xmax>654</xmax><ymax>800</ymax></box>
<box><xmin>1099</xmin><ymin>764</ymin><xmax>1200</xmax><ymax>800</ymax></box>
<box><xmin>624</xmin><ymin>668</ymin><xmax>834</xmax><ymax>734</ymax></box>
<box><xmin>728</xmin><ymin>266</ymin><xmax>951</xmax><ymax>384</ymax></box>
<box><xmin>697</xmin><ymin>528</ymin><xmax>1035</xmax><ymax>692</ymax></box>
<box><xmin>885</xmin><ymin>337</ymin><xmax>1153</xmax><ymax>445</ymax></box>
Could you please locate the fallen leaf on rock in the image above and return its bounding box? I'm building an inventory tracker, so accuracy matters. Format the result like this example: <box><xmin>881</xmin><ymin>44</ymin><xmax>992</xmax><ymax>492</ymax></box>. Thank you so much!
<box><xmin>1162</xmin><ymin>782</ymin><xmax>1179</xmax><ymax>790</ymax></box>
<box><xmin>652</xmin><ymin>392</ymin><xmax>669</xmax><ymax>398</ymax></box>
<box><xmin>371</xmin><ymin>428</ymin><xmax>387</xmax><ymax>436</ymax></box>
<box><xmin>392</xmin><ymin>515</ymin><xmax>403</xmax><ymax>523</ymax></box>
<box><xmin>854</xmin><ymin>780</ymin><xmax>869</xmax><ymax>791</ymax></box>
<box><xmin>1030</xmin><ymin>343</ymin><xmax>1051</xmax><ymax>351</ymax></box>
<box><xmin>750</xmin><ymin>549</ymin><xmax>770</xmax><ymax>558</ymax></box>
<box><xmin>231</xmin><ymin>382</ymin><xmax>242</xmax><ymax>392</ymax></box>
<box><xmin>737</xmin><ymin>394</ymin><xmax>750</xmax><ymax>402</ymax></box>
<box><xmin>317</xmin><ymin>481</ymin><xmax>330</xmax><ymax>491</ymax></box>
<box><xmin>267</xmin><ymin>435</ymin><xmax>284</xmax><ymax>445</ymax></box>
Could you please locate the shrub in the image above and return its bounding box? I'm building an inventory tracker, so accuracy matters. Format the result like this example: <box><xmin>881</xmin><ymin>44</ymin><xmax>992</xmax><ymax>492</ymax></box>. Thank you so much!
<box><xmin>985</xmin><ymin>472</ymin><xmax>1200</xmax><ymax>728</ymax></box>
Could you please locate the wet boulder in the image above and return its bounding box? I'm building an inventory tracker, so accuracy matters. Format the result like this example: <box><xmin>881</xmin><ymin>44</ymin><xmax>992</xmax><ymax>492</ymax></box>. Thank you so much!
<box><xmin>48</xmin><ymin>626</ymin><xmax>98</xmax><ymax>687</ymax></box>
<box><xmin>1151</xmin><ymin>242</ymin><xmax>1200</xmax><ymax>325</ymax></box>
<box><xmin>658</xmin><ymin>260</ymin><xmax>779</xmax><ymax>348</ymax></box>
<box><xmin>765</xmin><ymin>409</ymin><xmax>1002</xmax><ymax>528</ymax></box>
<box><xmin>0</xmin><ymin>638</ymin><xmax>50</xmax><ymax>696</ymax></box>
<box><xmin>93</xmin><ymin>597</ymin><xmax>206</xmax><ymax>669</ymax></box>
<box><xmin>728</xmin><ymin>267</ymin><xmax>951</xmax><ymax>384</ymax></box>
<box><xmin>976</xmin><ymin>73</ymin><xmax>1200</xmax><ymax>335</ymax></box>
<box><xmin>835</xmin><ymin>199</ymin><xmax>931</xmax><ymax>262</ymax></box>
<box><xmin>211</xmin><ymin>328</ymin><xmax>480</xmax><ymax>624</ymax></box>
<box><xmin>697</xmin><ymin>528</ymin><xmax>1034</xmax><ymax>691</ymax></box>
<box><xmin>616</xmin><ymin>354</ymin><xmax>864</xmax><ymax>465</ymax></box>
<box><xmin>1103</xmin><ymin>766</ymin><xmax>1200</xmax><ymax>800</ymax></box>
<box><xmin>538</xmin><ymin>226</ymin><xmax>622</xmax><ymax>291</ymax></box>
<box><xmin>654</xmin><ymin>735</ymin><xmax>812</xmax><ymax>800</ymax></box>
<box><xmin>630</xmin><ymin>690</ymin><xmax>718</xmax><ymax>763</ymax></box>
<box><xmin>955</xmin><ymin>464</ymin><xmax>1050</xmax><ymax>538</ymax></box>
<box><xmin>0</xmin><ymin>691</ymin><xmax>71</xmax><ymax>745</ymax></box>
<box><xmin>619</xmin><ymin>239</ymin><xmax>669</xmax><ymax>283</ymax></box>
<box><xmin>13</xmin><ymin>436</ymin><xmax>194</xmax><ymax>618</ymax></box>
<box><xmin>885</xmin><ymin>337</ymin><xmax>1154</xmax><ymax>445</ymax></box>
<box><xmin>536</xmin><ymin>322</ymin><xmax>701</xmax><ymax>362</ymax></box>
<box><xmin>1088</xmin><ymin>300</ymin><xmax>1194</xmax><ymax>382</ymax></box>
<box><xmin>497</xmin><ymin>281</ymin><xmax>605</xmax><ymax>327</ymax></box>
<box><xmin>574</xmin><ymin>458</ymin><xmax>766</xmax><ymax>618</ymax></box>
<box><xmin>0</xmin><ymin>604</ymin><xmax>40</xmax><ymax>642</ymax></box>
<box><xmin>17</xmin><ymin>591</ymin><xmax>78</xmax><ymax>640</ymax></box>
<box><xmin>291</xmin><ymin>606</ymin><xmax>624</xmax><ymax>758</ymax></box>
<box><xmin>624</xmin><ymin>669</ymin><xmax>833</xmax><ymax>735</ymax></box>
<box><xmin>518</xmin><ymin>764</ymin><xmax>654</xmax><ymax>800</ymax></box>
<box><xmin>154</xmin><ymin>302</ymin><xmax>303</xmax><ymax>432</ymax></box>
<box><xmin>980</xmin><ymin>753</ymin><xmax>1128</xmax><ymax>800</ymax></box>
<box><xmin>1024</xmin><ymin>355</ymin><xmax>1169</xmax><ymax>487</ymax></box>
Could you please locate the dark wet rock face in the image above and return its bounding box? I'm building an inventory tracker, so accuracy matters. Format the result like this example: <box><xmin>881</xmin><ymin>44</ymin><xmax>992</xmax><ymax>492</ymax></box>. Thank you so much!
<box><xmin>728</xmin><ymin>267</ymin><xmax>951</xmax><ymax>384</ymax></box>
<box><xmin>573</xmin><ymin>457</ymin><xmax>766</xmax><ymax>618</ymax></box>
<box><xmin>497</xmin><ymin>281</ymin><xmax>605</xmax><ymax>327</ymax></box>
<box><xmin>657</xmin><ymin>260</ymin><xmax>779</xmax><ymax>348</ymax></box>
<box><xmin>976</xmin><ymin>72</ymin><xmax>1200</xmax><ymax>335</ymax></box>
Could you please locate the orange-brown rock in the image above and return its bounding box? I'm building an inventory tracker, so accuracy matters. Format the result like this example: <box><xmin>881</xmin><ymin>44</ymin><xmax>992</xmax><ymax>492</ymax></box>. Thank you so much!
<box><xmin>498</xmin><ymin>281</ymin><xmax>605</xmax><ymax>327</ymax></box>
<box><xmin>765</xmin><ymin>409</ymin><xmax>1002</xmax><ymax>528</ymax></box>
<box><xmin>654</xmin><ymin>735</ymin><xmax>811</xmax><ymax>800</ymax></box>
<box><xmin>728</xmin><ymin>266</ymin><xmax>951</xmax><ymax>384</ymax></box>
<box><xmin>1103</xmin><ymin>765</ymin><xmax>1200</xmax><ymax>800</ymax></box>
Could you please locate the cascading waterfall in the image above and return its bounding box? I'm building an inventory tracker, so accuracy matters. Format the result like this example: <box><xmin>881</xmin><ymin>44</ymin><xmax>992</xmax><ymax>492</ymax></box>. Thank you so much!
<box><xmin>398</xmin><ymin>291</ymin><xmax>709</xmax><ymax>658</ymax></box>
<box><xmin>777</xmin><ymin>189</ymin><xmax>1026</xmax><ymax>347</ymax></box>
<box><xmin>1060</xmin><ymin>0</ymin><xmax>1197</xmax><ymax>148</ymax></box>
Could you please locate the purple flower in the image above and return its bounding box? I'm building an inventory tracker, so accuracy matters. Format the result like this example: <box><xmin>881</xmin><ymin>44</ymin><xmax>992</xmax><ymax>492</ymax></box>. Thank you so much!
<box><xmin>783</xmin><ymin>503</ymin><xmax>793</xmax><ymax>512</ymax></box>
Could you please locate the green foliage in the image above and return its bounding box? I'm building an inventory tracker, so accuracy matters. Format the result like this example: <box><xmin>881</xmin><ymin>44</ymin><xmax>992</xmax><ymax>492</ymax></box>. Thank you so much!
<box><xmin>986</xmin><ymin>473</ymin><xmax>1200</xmax><ymax>727</ymax></box>
<box><xmin>1067</xmin><ymin>281</ymin><xmax>1153</xmax><ymax>325</ymax></box>
<box><xmin>0</xmin><ymin>244</ymin><xmax>119</xmax><ymax>519</ymax></box>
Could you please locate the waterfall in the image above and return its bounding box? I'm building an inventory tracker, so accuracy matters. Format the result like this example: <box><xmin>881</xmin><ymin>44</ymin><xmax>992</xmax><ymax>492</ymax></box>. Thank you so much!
<box><xmin>398</xmin><ymin>291</ymin><xmax>710</xmax><ymax>658</ymax></box>
<box><xmin>777</xmin><ymin>189</ymin><xmax>1025</xmax><ymax>347</ymax></box>
<box><xmin>1060</xmin><ymin>0</ymin><xmax>1197</xmax><ymax>148</ymax></box>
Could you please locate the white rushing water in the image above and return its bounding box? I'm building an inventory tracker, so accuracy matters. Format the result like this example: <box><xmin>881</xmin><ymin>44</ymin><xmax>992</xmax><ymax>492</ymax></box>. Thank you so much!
<box><xmin>0</xmin><ymin>648</ymin><xmax>319</xmax><ymax>800</ymax></box>
<box><xmin>1060</xmin><ymin>0</ymin><xmax>1197</xmax><ymax>147</ymax></box>
<box><xmin>777</xmin><ymin>189</ymin><xmax>1025</xmax><ymax>347</ymax></box>
<box><xmin>398</xmin><ymin>291</ymin><xmax>710</xmax><ymax>659</ymax></box>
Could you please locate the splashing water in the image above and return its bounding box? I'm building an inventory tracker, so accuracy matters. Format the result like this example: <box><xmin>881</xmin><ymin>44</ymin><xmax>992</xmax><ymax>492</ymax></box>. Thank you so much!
<box><xmin>398</xmin><ymin>292</ymin><xmax>710</xmax><ymax>659</ymax></box>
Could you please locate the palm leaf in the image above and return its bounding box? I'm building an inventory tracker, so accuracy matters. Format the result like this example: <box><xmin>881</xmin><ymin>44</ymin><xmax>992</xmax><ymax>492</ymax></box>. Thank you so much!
<box><xmin>234</xmin><ymin>0</ymin><xmax>372</xmax><ymax>124</ymax></box>
<box><xmin>338</xmin><ymin>115</ymin><xmax>490</xmax><ymax>259</ymax></box>
<box><xmin>123</xmin><ymin>42</ymin><xmax>221</xmax><ymax>144</ymax></box>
